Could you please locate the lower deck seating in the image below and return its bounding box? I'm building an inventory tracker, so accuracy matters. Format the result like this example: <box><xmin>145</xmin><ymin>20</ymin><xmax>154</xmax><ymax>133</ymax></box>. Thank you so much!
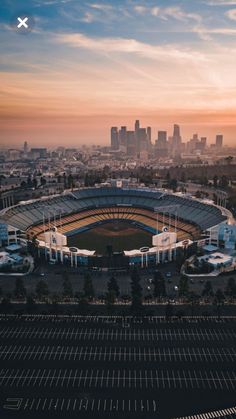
<box><xmin>27</xmin><ymin>206</ymin><xmax>201</xmax><ymax>243</ymax></box>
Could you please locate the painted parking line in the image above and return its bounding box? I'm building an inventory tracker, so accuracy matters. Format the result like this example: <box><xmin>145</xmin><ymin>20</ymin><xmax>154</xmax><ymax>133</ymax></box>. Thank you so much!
<box><xmin>174</xmin><ymin>405</ymin><xmax>236</xmax><ymax>418</ymax></box>
<box><xmin>0</xmin><ymin>369</ymin><xmax>235</xmax><ymax>389</ymax></box>
<box><xmin>4</xmin><ymin>346</ymin><xmax>236</xmax><ymax>363</ymax></box>
<box><xmin>1</xmin><ymin>327</ymin><xmax>235</xmax><ymax>341</ymax></box>
<box><xmin>1</xmin><ymin>314</ymin><xmax>236</xmax><ymax>322</ymax></box>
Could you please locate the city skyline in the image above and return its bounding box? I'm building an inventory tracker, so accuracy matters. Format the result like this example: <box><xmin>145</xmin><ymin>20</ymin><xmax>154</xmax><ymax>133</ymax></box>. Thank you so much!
<box><xmin>1</xmin><ymin>119</ymin><xmax>229</xmax><ymax>150</ymax></box>
<box><xmin>1</xmin><ymin>0</ymin><xmax>236</xmax><ymax>146</ymax></box>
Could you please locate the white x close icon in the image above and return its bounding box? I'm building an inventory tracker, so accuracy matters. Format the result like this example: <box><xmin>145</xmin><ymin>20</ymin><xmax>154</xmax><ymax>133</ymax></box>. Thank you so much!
<box><xmin>17</xmin><ymin>17</ymin><xmax>28</xmax><ymax>29</ymax></box>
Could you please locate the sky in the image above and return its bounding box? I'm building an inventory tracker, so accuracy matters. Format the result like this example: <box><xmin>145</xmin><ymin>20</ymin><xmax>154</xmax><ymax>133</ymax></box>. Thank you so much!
<box><xmin>0</xmin><ymin>0</ymin><xmax>236</xmax><ymax>147</ymax></box>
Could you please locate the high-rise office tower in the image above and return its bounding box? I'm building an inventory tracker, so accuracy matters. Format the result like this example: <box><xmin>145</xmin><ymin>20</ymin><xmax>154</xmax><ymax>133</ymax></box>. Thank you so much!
<box><xmin>147</xmin><ymin>127</ymin><xmax>151</xmax><ymax>143</ymax></box>
<box><xmin>198</xmin><ymin>137</ymin><xmax>207</xmax><ymax>152</ymax></box>
<box><xmin>134</xmin><ymin>120</ymin><xmax>148</xmax><ymax>155</ymax></box>
<box><xmin>173</xmin><ymin>124</ymin><xmax>180</xmax><ymax>138</ymax></box>
<box><xmin>111</xmin><ymin>127</ymin><xmax>119</xmax><ymax>150</ymax></box>
<box><xmin>216</xmin><ymin>135</ymin><xmax>223</xmax><ymax>148</ymax></box>
<box><xmin>135</xmin><ymin>120</ymin><xmax>140</xmax><ymax>133</ymax></box>
<box><xmin>134</xmin><ymin>120</ymin><xmax>140</xmax><ymax>154</ymax></box>
<box><xmin>138</xmin><ymin>128</ymin><xmax>148</xmax><ymax>153</ymax></box>
<box><xmin>126</xmin><ymin>131</ymin><xmax>136</xmax><ymax>156</ymax></box>
<box><xmin>146</xmin><ymin>127</ymin><xmax>152</xmax><ymax>152</ymax></box>
<box><xmin>158</xmin><ymin>131</ymin><xmax>167</xmax><ymax>143</ymax></box>
<box><xmin>23</xmin><ymin>141</ymin><xmax>28</xmax><ymax>154</ymax></box>
<box><xmin>155</xmin><ymin>131</ymin><xmax>168</xmax><ymax>158</ymax></box>
<box><xmin>201</xmin><ymin>137</ymin><xmax>207</xmax><ymax>148</ymax></box>
<box><xmin>119</xmin><ymin>126</ymin><xmax>127</xmax><ymax>147</ymax></box>
<box><xmin>171</xmin><ymin>124</ymin><xmax>182</xmax><ymax>157</ymax></box>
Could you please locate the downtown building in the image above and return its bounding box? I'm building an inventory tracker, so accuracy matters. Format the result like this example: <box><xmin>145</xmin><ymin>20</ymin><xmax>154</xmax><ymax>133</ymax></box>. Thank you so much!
<box><xmin>110</xmin><ymin>120</ymin><xmax>151</xmax><ymax>159</ymax></box>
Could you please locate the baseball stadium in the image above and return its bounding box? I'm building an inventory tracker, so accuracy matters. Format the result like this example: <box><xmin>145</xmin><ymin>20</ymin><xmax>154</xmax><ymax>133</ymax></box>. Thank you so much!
<box><xmin>0</xmin><ymin>187</ymin><xmax>227</xmax><ymax>267</ymax></box>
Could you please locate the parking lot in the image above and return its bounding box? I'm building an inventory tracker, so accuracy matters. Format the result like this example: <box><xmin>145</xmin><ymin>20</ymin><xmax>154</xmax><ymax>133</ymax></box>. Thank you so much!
<box><xmin>0</xmin><ymin>315</ymin><xmax>236</xmax><ymax>418</ymax></box>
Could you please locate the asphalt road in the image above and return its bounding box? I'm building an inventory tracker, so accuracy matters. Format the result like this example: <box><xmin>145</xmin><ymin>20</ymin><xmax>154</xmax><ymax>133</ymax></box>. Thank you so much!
<box><xmin>0</xmin><ymin>315</ymin><xmax>236</xmax><ymax>419</ymax></box>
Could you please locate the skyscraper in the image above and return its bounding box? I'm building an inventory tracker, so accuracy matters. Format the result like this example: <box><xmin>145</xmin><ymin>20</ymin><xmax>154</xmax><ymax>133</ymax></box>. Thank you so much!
<box><xmin>147</xmin><ymin>127</ymin><xmax>151</xmax><ymax>143</ymax></box>
<box><xmin>110</xmin><ymin>127</ymin><xmax>119</xmax><ymax>150</ymax></box>
<box><xmin>119</xmin><ymin>126</ymin><xmax>127</xmax><ymax>148</ymax></box>
<box><xmin>23</xmin><ymin>141</ymin><xmax>28</xmax><ymax>154</ymax></box>
<box><xmin>146</xmin><ymin>127</ymin><xmax>152</xmax><ymax>152</ymax></box>
<box><xmin>173</xmin><ymin>124</ymin><xmax>180</xmax><ymax>138</ymax></box>
<box><xmin>126</xmin><ymin>131</ymin><xmax>136</xmax><ymax>156</ymax></box>
<box><xmin>135</xmin><ymin>120</ymin><xmax>140</xmax><ymax>131</ymax></box>
<box><xmin>155</xmin><ymin>131</ymin><xmax>168</xmax><ymax>158</ymax></box>
<box><xmin>216</xmin><ymin>135</ymin><xmax>223</xmax><ymax>148</ymax></box>
<box><xmin>170</xmin><ymin>124</ymin><xmax>182</xmax><ymax>157</ymax></box>
<box><xmin>157</xmin><ymin>131</ymin><xmax>167</xmax><ymax>143</ymax></box>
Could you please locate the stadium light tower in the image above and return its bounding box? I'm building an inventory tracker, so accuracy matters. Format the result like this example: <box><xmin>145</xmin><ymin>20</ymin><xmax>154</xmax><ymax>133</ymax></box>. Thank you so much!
<box><xmin>154</xmin><ymin>205</ymin><xmax>180</xmax><ymax>234</ymax></box>
<box><xmin>215</xmin><ymin>190</ymin><xmax>227</xmax><ymax>208</ymax></box>
<box><xmin>41</xmin><ymin>206</ymin><xmax>63</xmax><ymax>262</ymax></box>
<box><xmin>154</xmin><ymin>205</ymin><xmax>180</xmax><ymax>264</ymax></box>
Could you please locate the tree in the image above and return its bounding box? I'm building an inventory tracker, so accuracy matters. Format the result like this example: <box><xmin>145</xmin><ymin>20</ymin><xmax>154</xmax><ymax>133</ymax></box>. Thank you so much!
<box><xmin>169</xmin><ymin>178</ymin><xmax>178</xmax><ymax>192</ymax></box>
<box><xmin>27</xmin><ymin>175</ymin><xmax>32</xmax><ymax>187</ymax></box>
<box><xmin>180</xmin><ymin>172</ymin><xmax>186</xmax><ymax>183</ymax></box>
<box><xmin>105</xmin><ymin>290</ymin><xmax>116</xmax><ymax>313</ymax></box>
<box><xmin>213</xmin><ymin>289</ymin><xmax>225</xmax><ymax>319</ymax></box>
<box><xmin>14</xmin><ymin>278</ymin><xmax>26</xmax><ymax>298</ymax></box>
<box><xmin>213</xmin><ymin>175</ymin><xmax>218</xmax><ymax>189</ymax></box>
<box><xmin>166</xmin><ymin>171</ymin><xmax>171</xmax><ymax>185</ymax></box>
<box><xmin>225</xmin><ymin>156</ymin><xmax>233</xmax><ymax>165</ymax></box>
<box><xmin>62</xmin><ymin>272</ymin><xmax>73</xmax><ymax>298</ymax></box>
<box><xmin>0</xmin><ymin>297</ymin><xmax>12</xmax><ymax>314</ymax></box>
<box><xmin>107</xmin><ymin>275</ymin><xmax>120</xmax><ymax>298</ymax></box>
<box><xmin>153</xmin><ymin>271</ymin><xmax>166</xmax><ymax>299</ymax></box>
<box><xmin>40</xmin><ymin>176</ymin><xmax>46</xmax><ymax>186</ymax></box>
<box><xmin>188</xmin><ymin>291</ymin><xmax>200</xmax><ymax>316</ymax></box>
<box><xmin>225</xmin><ymin>277</ymin><xmax>236</xmax><ymax>299</ymax></box>
<box><xmin>77</xmin><ymin>297</ymin><xmax>89</xmax><ymax>314</ymax></box>
<box><xmin>32</xmin><ymin>178</ymin><xmax>38</xmax><ymax>189</ymax></box>
<box><xmin>28</xmin><ymin>235</ymin><xmax>38</xmax><ymax>258</ymax></box>
<box><xmin>26</xmin><ymin>295</ymin><xmax>36</xmax><ymax>313</ymax></box>
<box><xmin>130</xmin><ymin>267</ymin><xmax>143</xmax><ymax>313</ymax></box>
<box><xmin>175</xmin><ymin>248</ymin><xmax>186</xmax><ymax>272</ymax></box>
<box><xmin>178</xmin><ymin>274</ymin><xmax>189</xmax><ymax>297</ymax></box>
<box><xmin>220</xmin><ymin>175</ymin><xmax>229</xmax><ymax>190</ymax></box>
<box><xmin>202</xmin><ymin>280</ymin><xmax>213</xmax><ymax>298</ymax></box>
<box><xmin>83</xmin><ymin>273</ymin><xmax>94</xmax><ymax>300</ymax></box>
<box><xmin>35</xmin><ymin>280</ymin><xmax>49</xmax><ymax>299</ymax></box>
<box><xmin>214</xmin><ymin>288</ymin><xmax>225</xmax><ymax>304</ymax></box>
<box><xmin>67</xmin><ymin>174</ymin><xmax>74</xmax><ymax>189</ymax></box>
<box><xmin>63</xmin><ymin>173</ymin><xmax>67</xmax><ymax>188</ymax></box>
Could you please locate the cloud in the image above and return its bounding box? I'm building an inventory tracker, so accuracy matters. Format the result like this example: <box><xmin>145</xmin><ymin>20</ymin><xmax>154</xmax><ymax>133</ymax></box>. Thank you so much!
<box><xmin>89</xmin><ymin>3</ymin><xmax>113</xmax><ymax>10</ymax></box>
<box><xmin>193</xmin><ymin>25</ymin><xmax>236</xmax><ymax>40</ymax></box>
<box><xmin>134</xmin><ymin>5</ymin><xmax>201</xmax><ymax>23</ymax></box>
<box><xmin>81</xmin><ymin>12</ymin><xmax>95</xmax><ymax>23</ymax></box>
<box><xmin>79</xmin><ymin>2</ymin><xmax>117</xmax><ymax>24</ymax></box>
<box><xmin>134</xmin><ymin>5</ymin><xmax>147</xmax><ymax>15</ymax></box>
<box><xmin>55</xmin><ymin>33</ymin><xmax>208</xmax><ymax>63</ymax></box>
<box><xmin>151</xmin><ymin>7</ymin><xmax>160</xmax><ymax>17</ymax></box>
<box><xmin>160</xmin><ymin>7</ymin><xmax>202</xmax><ymax>23</ymax></box>
<box><xmin>206</xmin><ymin>0</ymin><xmax>236</xmax><ymax>5</ymax></box>
<box><xmin>225</xmin><ymin>8</ymin><xmax>236</xmax><ymax>19</ymax></box>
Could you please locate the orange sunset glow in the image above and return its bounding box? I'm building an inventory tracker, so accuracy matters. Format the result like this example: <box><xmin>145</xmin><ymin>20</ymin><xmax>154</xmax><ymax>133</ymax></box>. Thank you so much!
<box><xmin>1</xmin><ymin>0</ymin><xmax>236</xmax><ymax>147</ymax></box>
